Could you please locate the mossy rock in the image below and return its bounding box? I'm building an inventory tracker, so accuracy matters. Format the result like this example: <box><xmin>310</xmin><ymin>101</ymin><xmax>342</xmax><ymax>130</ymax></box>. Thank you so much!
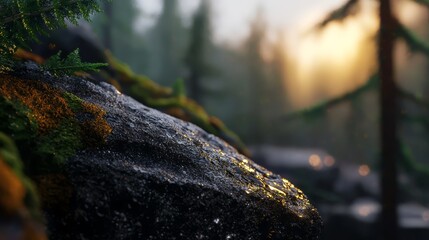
<box><xmin>0</xmin><ymin>65</ymin><xmax>321</xmax><ymax>239</ymax></box>
<box><xmin>0</xmin><ymin>73</ymin><xmax>111</xmax><ymax>174</ymax></box>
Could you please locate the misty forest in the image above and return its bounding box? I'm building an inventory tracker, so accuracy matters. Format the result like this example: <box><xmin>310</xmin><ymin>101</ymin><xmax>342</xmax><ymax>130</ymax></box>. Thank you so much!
<box><xmin>1</xmin><ymin>0</ymin><xmax>429</xmax><ymax>239</ymax></box>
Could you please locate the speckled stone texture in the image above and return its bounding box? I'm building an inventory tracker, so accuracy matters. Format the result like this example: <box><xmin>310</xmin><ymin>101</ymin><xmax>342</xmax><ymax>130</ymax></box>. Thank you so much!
<box><xmin>18</xmin><ymin>66</ymin><xmax>322</xmax><ymax>240</ymax></box>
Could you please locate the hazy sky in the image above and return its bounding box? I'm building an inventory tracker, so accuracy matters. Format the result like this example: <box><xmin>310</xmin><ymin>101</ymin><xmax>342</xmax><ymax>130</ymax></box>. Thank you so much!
<box><xmin>135</xmin><ymin>0</ymin><xmax>426</xmax><ymax>107</ymax></box>
<box><xmin>136</xmin><ymin>0</ymin><xmax>345</xmax><ymax>43</ymax></box>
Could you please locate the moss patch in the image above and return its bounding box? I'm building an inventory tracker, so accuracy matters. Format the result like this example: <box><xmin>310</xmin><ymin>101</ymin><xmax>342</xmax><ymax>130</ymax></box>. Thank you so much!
<box><xmin>0</xmin><ymin>74</ymin><xmax>112</xmax><ymax>174</ymax></box>
<box><xmin>107</xmin><ymin>55</ymin><xmax>250</xmax><ymax>156</ymax></box>
<box><xmin>0</xmin><ymin>156</ymin><xmax>25</xmax><ymax>214</ymax></box>
<box><xmin>0</xmin><ymin>133</ymin><xmax>40</xmax><ymax>218</ymax></box>
<box><xmin>0</xmin><ymin>132</ymin><xmax>47</xmax><ymax>240</ymax></box>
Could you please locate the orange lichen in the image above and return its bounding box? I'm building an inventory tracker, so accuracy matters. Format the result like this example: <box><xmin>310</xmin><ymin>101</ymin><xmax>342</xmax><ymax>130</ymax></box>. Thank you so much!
<box><xmin>81</xmin><ymin>102</ymin><xmax>112</xmax><ymax>146</ymax></box>
<box><xmin>14</xmin><ymin>49</ymin><xmax>45</xmax><ymax>65</ymax></box>
<box><xmin>0</xmin><ymin>75</ymin><xmax>74</xmax><ymax>133</ymax></box>
<box><xmin>0</xmin><ymin>158</ymin><xmax>47</xmax><ymax>240</ymax></box>
<box><xmin>0</xmin><ymin>74</ymin><xmax>111</xmax><ymax>142</ymax></box>
<box><xmin>0</xmin><ymin>157</ymin><xmax>25</xmax><ymax>215</ymax></box>
<box><xmin>14</xmin><ymin>49</ymin><xmax>250</xmax><ymax>156</ymax></box>
<box><xmin>0</xmin><ymin>74</ymin><xmax>112</xmax><ymax>169</ymax></box>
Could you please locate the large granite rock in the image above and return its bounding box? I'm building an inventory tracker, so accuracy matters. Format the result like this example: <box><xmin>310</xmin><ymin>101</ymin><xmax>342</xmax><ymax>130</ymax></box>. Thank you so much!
<box><xmin>6</xmin><ymin>66</ymin><xmax>322</xmax><ymax>239</ymax></box>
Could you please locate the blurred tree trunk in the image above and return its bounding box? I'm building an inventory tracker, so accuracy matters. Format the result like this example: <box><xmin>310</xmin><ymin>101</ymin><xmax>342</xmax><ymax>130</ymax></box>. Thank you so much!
<box><xmin>267</xmin><ymin>32</ymin><xmax>288</xmax><ymax>142</ymax></box>
<box><xmin>103</xmin><ymin>1</ymin><xmax>113</xmax><ymax>50</ymax></box>
<box><xmin>379</xmin><ymin>0</ymin><xmax>398</xmax><ymax>239</ymax></box>
<box><xmin>185</xmin><ymin>0</ymin><xmax>211</xmax><ymax>104</ymax></box>
<box><xmin>245</xmin><ymin>13</ymin><xmax>266</xmax><ymax>144</ymax></box>
<box><xmin>149</xmin><ymin>0</ymin><xmax>186</xmax><ymax>86</ymax></box>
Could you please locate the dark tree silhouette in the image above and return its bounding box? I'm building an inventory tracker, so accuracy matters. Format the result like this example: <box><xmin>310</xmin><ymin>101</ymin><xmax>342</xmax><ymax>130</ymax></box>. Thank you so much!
<box><xmin>92</xmin><ymin>0</ymin><xmax>146</xmax><ymax>73</ymax></box>
<box><xmin>379</xmin><ymin>0</ymin><xmax>399</xmax><ymax>239</ymax></box>
<box><xmin>244</xmin><ymin>10</ymin><xmax>268</xmax><ymax>143</ymax></box>
<box><xmin>185</xmin><ymin>0</ymin><xmax>212</xmax><ymax>104</ymax></box>
<box><xmin>150</xmin><ymin>0</ymin><xmax>186</xmax><ymax>86</ymax></box>
<box><xmin>102</xmin><ymin>1</ymin><xmax>112</xmax><ymax>50</ymax></box>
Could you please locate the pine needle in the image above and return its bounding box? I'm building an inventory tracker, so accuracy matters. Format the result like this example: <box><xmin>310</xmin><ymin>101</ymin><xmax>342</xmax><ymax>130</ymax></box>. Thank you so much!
<box><xmin>396</xmin><ymin>22</ymin><xmax>429</xmax><ymax>57</ymax></box>
<box><xmin>315</xmin><ymin>0</ymin><xmax>360</xmax><ymax>29</ymax></box>
<box><xmin>283</xmin><ymin>74</ymin><xmax>379</xmax><ymax>121</ymax></box>
<box><xmin>0</xmin><ymin>0</ymin><xmax>103</xmax><ymax>56</ymax></box>
<box><xmin>42</xmin><ymin>49</ymin><xmax>107</xmax><ymax>76</ymax></box>
<box><xmin>412</xmin><ymin>0</ymin><xmax>429</xmax><ymax>8</ymax></box>
<box><xmin>398</xmin><ymin>87</ymin><xmax>429</xmax><ymax>109</ymax></box>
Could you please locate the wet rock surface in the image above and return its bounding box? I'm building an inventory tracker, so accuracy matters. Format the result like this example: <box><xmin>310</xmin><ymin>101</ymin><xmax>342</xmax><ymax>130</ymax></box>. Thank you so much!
<box><xmin>17</xmin><ymin>66</ymin><xmax>322</xmax><ymax>239</ymax></box>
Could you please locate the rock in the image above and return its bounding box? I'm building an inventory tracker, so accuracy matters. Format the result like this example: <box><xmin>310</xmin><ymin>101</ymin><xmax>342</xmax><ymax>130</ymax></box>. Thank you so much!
<box><xmin>2</xmin><ymin>67</ymin><xmax>322</xmax><ymax>239</ymax></box>
<box><xmin>26</xmin><ymin>26</ymin><xmax>250</xmax><ymax>156</ymax></box>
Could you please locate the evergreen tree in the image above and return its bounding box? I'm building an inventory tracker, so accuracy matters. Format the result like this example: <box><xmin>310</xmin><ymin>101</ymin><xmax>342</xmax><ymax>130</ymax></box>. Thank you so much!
<box><xmin>0</xmin><ymin>0</ymin><xmax>106</xmax><ymax>73</ymax></box>
<box><xmin>147</xmin><ymin>0</ymin><xmax>186</xmax><ymax>86</ymax></box>
<box><xmin>184</xmin><ymin>0</ymin><xmax>212</xmax><ymax>104</ymax></box>
<box><xmin>101</xmin><ymin>0</ymin><xmax>112</xmax><ymax>50</ymax></box>
<box><xmin>266</xmin><ymin>32</ymin><xmax>288</xmax><ymax>142</ymax></box>
<box><xmin>285</xmin><ymin>0</ymin><xmax>429</xmax><ymax>238</ymax></box>
<box><xmin>0</xmin><ymin>0</ymin><xmax>101</xmax><ymax>55</ymax></box>
<box><xmin>379</xmin><ymin>1</ymin><xmax>398</xmax><ymax>238</ymax></box>
<box><xmin>244</xmin><ymin>10</ymin><xmax>268</xmax><ymax>143</ymax></box>
<box><xmin>91</xmin><ymin>0</ymin><xmax>147</xmax><ymax>73</ymax></box>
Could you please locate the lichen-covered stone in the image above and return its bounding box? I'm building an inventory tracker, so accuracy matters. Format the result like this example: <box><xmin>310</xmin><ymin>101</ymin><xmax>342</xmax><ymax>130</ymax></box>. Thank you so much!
<box><xmin>3</xmin><ymin>65</ymin><xmax>322</xmax><ymax>239</ymax></box>
<box><xmin>0</xmin><ymin>73</ymin><xmax>111</xmax><ymax>173</ymax></box>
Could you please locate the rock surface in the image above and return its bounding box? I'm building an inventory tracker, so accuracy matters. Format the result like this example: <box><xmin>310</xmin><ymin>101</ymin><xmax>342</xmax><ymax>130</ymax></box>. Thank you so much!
<box><xmin>9</xmin><ymin>66</ymin><xmax>322</xmax><ymax>239</ymax></box>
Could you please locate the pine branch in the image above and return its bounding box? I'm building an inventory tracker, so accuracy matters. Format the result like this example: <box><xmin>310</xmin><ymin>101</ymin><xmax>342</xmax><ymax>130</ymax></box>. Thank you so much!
<box><xmin>412</xmin><ymin>0</ymin><xmax>429</xmax><ymax>8</ymax></box>
<box><xmin>1</xmin><ymin>0</ymin><xmax>82</xmax><ymax>25</ymax></box>
<box><xmin>0</xmin><ymin>55</ymin><xmax>15</xmax><ymax>71</ymax></box>
<box><xmin>399</xmin><ymin>142</ymin><xmax>429</xmax><ymax>188</ymax></box>
<box><xmin>0</xmin><ymin>0</ymin><xmax>103</xmax><ymax>56</ymax></box>
<box><xmin>42</xmin><ymin>49</ymin><xmax>107</xmax><ymax>76</ymax></box>
<box><xmin>398</xmin><ymin>87</ymin><xmax>429</xmax><ymax>109</ymax></box>
<box><xmin>396</xmin><ymin>21</ymin><xmax>429</xmax><ymax>57</ymax></box>
<box><xmin>284</xmin><ymin>74</ymin><xmax>378</xmax><ymax>121</ymax></box>
<box><xmin>401</xmin><ymin>114</ymin><xmax>429</xmax><ymax>132</ymax></box>
<box><xmin>315</xmin><ymin>0</ymin><xmax>360</xmax><ymax>29</ymax></box>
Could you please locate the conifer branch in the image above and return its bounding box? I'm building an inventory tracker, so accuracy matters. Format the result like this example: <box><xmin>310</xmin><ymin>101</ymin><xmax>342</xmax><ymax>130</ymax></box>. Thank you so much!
<box><xmin>401</xmin><ymin>114</ymin><xmax>429</xmax><ymax>132</ymax></box>
<box><xmin>0</xmin><ymin>0</ymin><xmax>82</xmax><ymax>25</ymax></box>
<box><xmin>398</xmin><ymin>87</ymin><xmax>429</xmax><ymax>109</ymax></box>
<box><xmin>412</xmin><ymin>0</ymin><xmax>429</xmax><ymax>8</ymax></box>
<box><xmin>42</xmin><ymin>49</ymin><xmax>107</xmax><ymax>76</ymax></box>
<box><xmin>396</xmin><ymin>21</ymin><xmax>429</xmax><ymax>57</ymax></box>
<box><xmin>315</xmin><ymin>0</ymin><xmax>360</xmax><ymax>29</ymax></box>
<box><xmin>284</xmin><ymin>74</ymin><xmax>379</xmax><ymax>121</ymax></box>
<box><xmin>0</xmin><ymin>0</ymin><xmax>103</xmax><ymax>55</ymax></box>
<box><xmin>399</xmin><ymin>142</ymin><xmax>429</xmax><ymax>188</ymax></box>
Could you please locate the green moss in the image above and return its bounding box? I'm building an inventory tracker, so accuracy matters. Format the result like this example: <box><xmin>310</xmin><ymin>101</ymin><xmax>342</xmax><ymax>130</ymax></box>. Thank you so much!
<box><xmin>0</xmin><ymin>130</ymin><xmax>25</xmax><ymax>176</ymax></box>
<box><xmin>0</xmin><ymin>74</ymin><xmax>111</xmax><ymax>174</ymax></box>
<box><xmin>0</xmin><ymin>97</ymin><xmax>38</xmax><ymax>142</ymax></box>
<box><xmin>106</xmin><ymin>54</ymin><xmax>250</xmax><ymax>156</ymax></box>
<box><xmin>36</xmin><ymin>120</ymin><xmax>82</xmax><ymax>172</ymax></box>
<box><xmin>63</xmin><ymin>91</ymin><xmax>85</xmax><ymax>112</ymax></box>
<box><xmin>0</xmin><ymin>94</ymin><xmax>80</xmax><ymax>173</ymax></box>
<box><xmin>0</xmin><ymin>132</ymin><xmax>41</xmax><ymax>219</ymax></box>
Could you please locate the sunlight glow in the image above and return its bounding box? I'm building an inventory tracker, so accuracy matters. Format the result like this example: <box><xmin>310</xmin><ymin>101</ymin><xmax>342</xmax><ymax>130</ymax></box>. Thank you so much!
<box><xmin>286</xmin><ymin>3</ymin><xmax>379</xmax><ymax>107</ymax></box>
<box><xmin>283</xmin><ymin>0</ymin><xmax>427</xmax><ymax>108</ymax></box>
